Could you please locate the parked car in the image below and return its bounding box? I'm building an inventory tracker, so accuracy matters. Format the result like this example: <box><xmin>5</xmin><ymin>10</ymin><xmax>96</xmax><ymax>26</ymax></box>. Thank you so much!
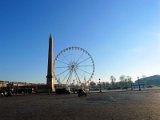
<box><xmin>55</xmin><ymin>88</ymin><xmax>70</xmax><ymax>94</ymax></box>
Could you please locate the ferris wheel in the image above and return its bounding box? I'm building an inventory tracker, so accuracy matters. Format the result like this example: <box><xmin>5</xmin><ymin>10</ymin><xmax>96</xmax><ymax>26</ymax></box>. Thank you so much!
<box><xmin>54</xmin><ymin>47</ymin><xmax>95</xmax><ymax>86</ymax></box>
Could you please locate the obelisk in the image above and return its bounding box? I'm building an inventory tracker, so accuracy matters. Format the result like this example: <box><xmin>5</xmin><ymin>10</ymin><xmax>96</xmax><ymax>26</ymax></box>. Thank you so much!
<box><xmin>46</xmin><ymin>34</ymin><xmax>55</xmax><ymax>93</ymax></box>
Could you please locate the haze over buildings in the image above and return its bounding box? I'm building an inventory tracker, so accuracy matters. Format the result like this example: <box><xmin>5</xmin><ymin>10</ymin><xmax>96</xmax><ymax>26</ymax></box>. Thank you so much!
<box><xmin>0</xmin><ymin>0</ymin><xmax>160</xmax><ymax>83</ymax></box>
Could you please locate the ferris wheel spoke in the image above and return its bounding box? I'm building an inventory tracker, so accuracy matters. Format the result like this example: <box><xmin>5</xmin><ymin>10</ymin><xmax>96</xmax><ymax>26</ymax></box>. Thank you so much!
<box><xmin>75</xmin><ymin>52</ymin><xmax>84</xmax><ymax>63</ymax></box>
<box><xmin>78</xmin><ymin>65</ymin><xmax>92</xmax><ymax>67</ymax></box>
<box><xmin>77</xmin><ymin>68</ymin><xmax>92</xmax><ymax>75</ymax></box>
<box><xmin>56</xmin><ymin>68</ymin><xmax>70</xmax><ymax>76</ymax></box>
<box><xmin>77</xmin><ymin>57</ymin><xmax>90</xmax><ymax>65</ymax></box>
<box><xmin>57</xmin><ymin>60</ymin><xmax>69</xmax><ymax>65</ymax></box>
<box><xmin>61</xmin><ymin>70</ymin><xmax>71</xmax><ymax>83</ymax></box>
<box><xmin>74</xmin><ymin>70</ymin><xmax>81</xmax><ymax>84</ymax></box>
<box><xmin>66</xmin><ymin>71</ymin><xmax>73</xmax><ymax>85</ymax></box>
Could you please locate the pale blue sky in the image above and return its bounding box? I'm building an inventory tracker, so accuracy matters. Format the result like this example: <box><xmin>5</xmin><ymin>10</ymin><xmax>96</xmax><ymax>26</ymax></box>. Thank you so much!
<box><xmin>0</xmin><ymin>0</ymin><xmax>160</xmax><ymax>83</ymax></box>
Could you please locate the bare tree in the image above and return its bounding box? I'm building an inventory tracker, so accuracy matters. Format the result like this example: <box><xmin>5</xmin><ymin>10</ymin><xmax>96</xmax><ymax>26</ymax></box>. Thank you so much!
<box><xmin>126</xmin><ymin>76</ymin><xmax>133</xmax><ymax>84</ymax></box>
<box><xmin>89</xmin><ymin>81</ymin><xmax>96</xmax><ymax>88</ymax></box>
<box><xmin>126</xmin><ymin>76</ymin><xmax>133</xmax><ymax>89</ymax></box>
<box><xmin>119</xmin><ymin>75</ymin><xmax>133</xmax><ymax>89</ymax></box>
<box><xmin>101</xmin><ymin>82</ymin><xmax>105</xmax><ymax>89</ymax></box>
<box><xmin>119</xmin><ymin>75</ymin><xmax>125</xmax><ymax>88</ymax></box>
<box><xmin>110</xmin><ymin>75</ymin><xmax>116</xmax><ymax>89</ymax></box>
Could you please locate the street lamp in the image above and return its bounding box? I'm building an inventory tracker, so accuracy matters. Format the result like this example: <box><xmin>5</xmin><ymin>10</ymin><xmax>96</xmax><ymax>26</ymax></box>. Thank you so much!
<box><xmin>99</xmin><ymin>78</ymin><xmax>102</xmax><ymax>93</ymax></box>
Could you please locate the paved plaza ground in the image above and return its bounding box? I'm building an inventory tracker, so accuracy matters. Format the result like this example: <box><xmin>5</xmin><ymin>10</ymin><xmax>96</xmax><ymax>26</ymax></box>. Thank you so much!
<box><xmin>0</xmin><ymin>89</ymin><xmax>160</xmax><ymax>120</ymax></box>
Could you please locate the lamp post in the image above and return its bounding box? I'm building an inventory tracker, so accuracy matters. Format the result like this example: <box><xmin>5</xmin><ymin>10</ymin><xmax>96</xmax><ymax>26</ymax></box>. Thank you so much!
<box><xmin>137</xmin><ymin>77</ymin><xmax>141</xmax><ymax>91</ymax></box>
<box><xmin>99</xmin><ymin>78</ymin><xmax>102</xmax><ymax>93</ymax></box>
